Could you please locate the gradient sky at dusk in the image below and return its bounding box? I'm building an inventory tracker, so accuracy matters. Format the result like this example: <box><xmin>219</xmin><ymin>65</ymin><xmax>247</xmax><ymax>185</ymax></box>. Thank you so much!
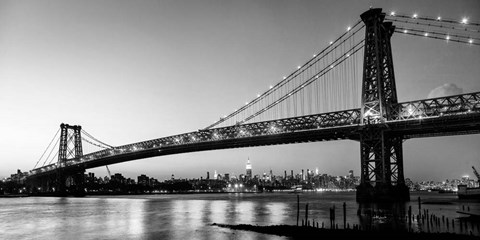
<box><xmin>1</xmin><ymin>0</ymin><xmax>479</xmax><ymax>181</ymax></box>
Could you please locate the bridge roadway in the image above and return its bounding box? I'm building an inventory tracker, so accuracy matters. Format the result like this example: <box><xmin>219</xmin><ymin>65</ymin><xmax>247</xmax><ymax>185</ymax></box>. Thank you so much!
<box><xmin>28</xmin><ymin>92</ymin><xmax>480</xmax><ymax>178</ymax></box>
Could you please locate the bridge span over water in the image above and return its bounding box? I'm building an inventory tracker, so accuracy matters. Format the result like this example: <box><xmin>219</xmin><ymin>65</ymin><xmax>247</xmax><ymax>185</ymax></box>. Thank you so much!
<box><xmin>24</xmin><ymin>8</ymin><xmax>480</xmax><ymax>201</ymax></box>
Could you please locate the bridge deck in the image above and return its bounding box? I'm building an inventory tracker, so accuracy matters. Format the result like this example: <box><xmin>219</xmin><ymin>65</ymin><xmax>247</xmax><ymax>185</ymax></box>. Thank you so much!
<box><xmin>28</xmin><ymin>92</ymin><xmax>480</xmax><ymax>177</ymax></box>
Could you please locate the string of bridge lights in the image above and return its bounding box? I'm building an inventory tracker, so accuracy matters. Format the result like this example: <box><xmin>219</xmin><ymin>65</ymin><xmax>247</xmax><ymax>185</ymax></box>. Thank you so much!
<box><xmin>388</xmin><ymin>11</ymin><xmax>479</xmax><ymax>27</ymax></box>
<box><xmin>207</xmin><ymin>10</ymin><xmax>479</xmax><ymax>130</ymax></box>
<box><xmin>386</xmin><ymin>11</ymin><xmax>479</xmax><ymax>45</ymax></box>
<box><xmin>205</xmin><ymin>19</ymin><xmax>365</xmax><ymax>129</ymax></box>
<box><xmin>395</xmin><ymin>26</ymin><xmax>479</xmax><ymax>45</ymax></box>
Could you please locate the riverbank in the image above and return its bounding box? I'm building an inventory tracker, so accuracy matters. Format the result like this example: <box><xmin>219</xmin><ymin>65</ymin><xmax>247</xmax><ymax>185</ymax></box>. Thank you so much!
<box><xmin>212</xmin><ymin>223</ymin><xmax>479</xmax><ymax>240</ymax></box>
<box><xmin>0</xmin><ymin>194</ymin><xmax>29</xmax><ymax>198</ymax></box>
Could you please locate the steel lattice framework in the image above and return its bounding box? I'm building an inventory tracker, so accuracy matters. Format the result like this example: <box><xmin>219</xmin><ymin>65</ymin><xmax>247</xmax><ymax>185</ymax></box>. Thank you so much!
<box><xmin>357</xmin><ymin>8</ymin><xmax>407</xmax><ymax>201</ymax></box>
<box><xmin>58</xmin><ymin>123</ymin><xmax>83</xmax><ymax>165</ymax></box>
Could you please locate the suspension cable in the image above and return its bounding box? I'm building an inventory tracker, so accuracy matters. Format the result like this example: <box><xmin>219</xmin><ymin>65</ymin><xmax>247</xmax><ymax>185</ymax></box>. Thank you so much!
<box><xmin>205</xmin><ymin>20</ymin><xmax>364</xmax><ymax>129</ymax></box>
<box><xmin>240</xmin><ymin>40</ymin><xmax>365</xmax><ymax>124</ymax></box>
<box><xmin>34</xmin><ymin>128</ymin><xmax>60</xmax><ymax>169</ymax></box>
<box><xmin>386</xmin><ymin>13</ymin><xmax>480</xmax><ymax>28</ymax></box>
<box><xmin>47</xmin><ymin>151</ymin><xmax>59</xmax><ymax>165</ymax></box>
<box><xmin>81</xmin><ymin>129</ymin><xmax>114</xmax><ymax>148</ymax></box>
<box><xmin>395</xmin><ymin>27</ymin><xmax>480</xmax><ymax>46</ymax></box>
<box><xmin>41</xmin><ymin>137</ymin><xmax>60</xmax><ymax>167</ymax></box>
<box><xmin>82</xmin><ymin>137</ymin><xmax>112</xmax><ymax>149</ymax></box>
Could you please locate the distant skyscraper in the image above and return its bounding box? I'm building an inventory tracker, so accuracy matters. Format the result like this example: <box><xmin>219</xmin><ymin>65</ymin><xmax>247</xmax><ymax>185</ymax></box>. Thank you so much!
<box><xmin>246</xmin><ymin>158</ymin><xmax>252</xmax><ymax>179</ymax></box>
<box><xmin>214</xmin><ymin>170</ymin><xmax>218</xmax><ymax>180</ymax></box>
<box><xmin>315</xmin><ymin>168</ymin><xmax>319</xmax><ymax>175</ymax></box>
<box><xmin>349</xmin><ymin>170</ymin><xmax>354</xmax><ymax>178</ymax></box>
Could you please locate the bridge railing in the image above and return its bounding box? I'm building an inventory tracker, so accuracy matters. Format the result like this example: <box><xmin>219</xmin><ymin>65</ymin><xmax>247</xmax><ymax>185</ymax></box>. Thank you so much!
<box><xmin>392</xmin><ymin>92</ymin><xmax>480</xmax><ymax>121</ymax></box>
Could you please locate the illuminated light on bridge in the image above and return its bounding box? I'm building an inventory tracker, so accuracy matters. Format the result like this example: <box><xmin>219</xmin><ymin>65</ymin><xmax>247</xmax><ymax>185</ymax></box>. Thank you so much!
<box><xmin>347</xmin><ymin>26</ymin><xmax>352</xmax><ymax>31</ymax></box>
<box><xmin>461</xmin><ymin>17</ymin><xmax>468</xmax><ymax>24</ymax></box>
<box><xmin>424</xmin><ymin>32</ymin><xmax>429</xmax><ymax>37</ymax></box>
<box><xmin>446</xmin><ymin>35</ymin><xmax>450</xmax><ymax>40</ymax></box>
<box><xmin>437</xmin><ymin>16</ymin><xmax>441</xmax><ymax>21</ymax></box>
<box><xmin>469</xmin><ymin>39</ymin><xmax>474</xmax><ymax>44</ymax></box>
<box><xmin>412</xmin><ymin>13</ymin><xmax>418</xmax><ymax>18</ymax></box>
<box><xmin>390</xmin><ymin>11</ymin><xmax>395</xmax><ymax>16</ymax></box>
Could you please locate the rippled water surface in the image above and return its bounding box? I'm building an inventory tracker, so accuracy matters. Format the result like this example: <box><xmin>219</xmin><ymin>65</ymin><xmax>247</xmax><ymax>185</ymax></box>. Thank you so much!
<box><xmin>1</xmin><ymin>192</ymin><xmax>478</xmax><ymax>239</ymax></box>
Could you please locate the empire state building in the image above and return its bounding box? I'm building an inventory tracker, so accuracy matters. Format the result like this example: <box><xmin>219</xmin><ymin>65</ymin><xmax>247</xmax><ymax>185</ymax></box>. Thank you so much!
<box><xmin>246</xmin><ymin>159</ymin><xmax>252</xmax><ymax>179</ymax></box>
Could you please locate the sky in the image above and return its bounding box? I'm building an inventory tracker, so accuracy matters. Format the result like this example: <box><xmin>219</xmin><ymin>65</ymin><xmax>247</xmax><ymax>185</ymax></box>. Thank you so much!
<box><xmin>0</xmin><ymin>0</ymin><xmax>479</xmax><ymax>182</ymax></box>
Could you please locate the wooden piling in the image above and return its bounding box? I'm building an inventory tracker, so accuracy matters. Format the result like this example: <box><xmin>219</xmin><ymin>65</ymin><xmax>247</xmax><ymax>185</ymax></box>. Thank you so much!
<box><xmin>296</xmin><ymin>195</ymin><xmax>299</xmax><ymax>226</ymax></box>
<box><xmin>343</xmin><ymin>202</ymin><xmax>346</xmax><ymax>229</ymax></box>
<box><xmin>305</xmin><ymin>203</ymin><xmax>309</xmax><ymax>226</ymax></box>
<box><xmin>418</xmin><ymin>197</ymin><xmax>421</xmax><ymax>212</ymax></box>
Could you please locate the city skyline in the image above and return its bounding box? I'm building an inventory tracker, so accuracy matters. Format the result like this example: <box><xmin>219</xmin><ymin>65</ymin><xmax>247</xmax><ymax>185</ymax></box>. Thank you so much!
<box><xmin>1</xmin><ymin>0</ymin><xmax>479</xmax><ymax>182</ymax></box>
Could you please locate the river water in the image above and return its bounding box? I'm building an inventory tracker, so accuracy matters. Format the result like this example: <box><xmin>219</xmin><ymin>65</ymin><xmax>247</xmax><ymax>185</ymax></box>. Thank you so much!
<box><xmin>0</xmin><ymin>191</ymin><xmax>478</xmax><ymax>239</ymax></box>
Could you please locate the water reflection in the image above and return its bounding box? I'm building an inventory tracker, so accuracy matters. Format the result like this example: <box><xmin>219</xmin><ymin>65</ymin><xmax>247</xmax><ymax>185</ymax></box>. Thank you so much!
<box><xmin>266</xmin><ymin>202</ymin><xmax>288</xmax><ymax>225</ymax></box>
<box><xmin>0</xmin><ymin>192</ymin><xmax>477</xmax><ymax>240</ymax></box>
<box><xmin>209</xmin><ymin>200</ymin><xmax>228</xmax><ymax>223</ymax></box>
<box><xmin>235</xmin><ymin>201</ymin><xmax>256</xmax><ymax>224</ymax></box>
<box><xmin>357</xmin><ymin>201</ymin><xmax>407</xmax><ymax>232</ymax></box>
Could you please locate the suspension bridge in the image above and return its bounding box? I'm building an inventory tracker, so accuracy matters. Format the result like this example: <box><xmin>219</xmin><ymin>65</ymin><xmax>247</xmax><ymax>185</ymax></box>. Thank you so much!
<box><xmin>23</xmin><ymin>8</ymin><xmax>480</xmax><ymax>201</ymax></box>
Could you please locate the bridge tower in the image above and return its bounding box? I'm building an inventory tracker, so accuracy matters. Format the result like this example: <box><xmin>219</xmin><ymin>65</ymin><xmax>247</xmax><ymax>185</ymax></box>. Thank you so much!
<box><xmin>357</xmin><ymin>8</ymin><xmax>409</xmax><ymax>201</ymax></box>
<box><xmin>56</xmin><ymin>123</ymin><xmax>86</xmax><ymax>196</ymax></box>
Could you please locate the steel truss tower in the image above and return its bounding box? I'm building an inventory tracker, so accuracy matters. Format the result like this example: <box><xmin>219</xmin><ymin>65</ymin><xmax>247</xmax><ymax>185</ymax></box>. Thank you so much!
<box><xmin>57</xmin><ymin>123</ymin><xmax>85</xmax><ymax>196</ymax></box>
<box><xmin>58</xmin><ymin>123</ymin><xmax>83</xmax><ymax>164</ymax></box>
<box><xmin>357</xmin><ymin>8</ymin><xmax>409</xmax><ymax>201</ymax></box>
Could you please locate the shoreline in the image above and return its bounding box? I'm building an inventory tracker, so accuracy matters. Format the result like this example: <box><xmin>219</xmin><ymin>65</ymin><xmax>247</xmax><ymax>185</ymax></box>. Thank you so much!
<box><xmin>212</xmin><ymin>223</ymin><xmax>479</xmax><ymax>239</ymax></box>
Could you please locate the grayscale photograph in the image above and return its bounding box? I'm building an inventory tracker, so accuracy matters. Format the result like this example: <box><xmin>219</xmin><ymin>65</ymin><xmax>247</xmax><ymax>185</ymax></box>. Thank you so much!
<box><xmin>0</xmin><ymin>0</ymin><xmax>479</xmax><ymax>239</ymax></box>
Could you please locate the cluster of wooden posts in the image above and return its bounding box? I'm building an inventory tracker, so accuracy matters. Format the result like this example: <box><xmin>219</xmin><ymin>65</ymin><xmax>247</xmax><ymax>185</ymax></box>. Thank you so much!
<box><xmin>295</xmin><ymin>195</ymin><xmax>360</xmax><ymax>230</ymax></box>
<box><xmin>411</xmin><ymin>197</ymin><xmax>479</xmax><ymax>235</ymax></box>
<box><xmin>295</xmin><ymin>195</ymin><xmax>479</xmax><ymax>236</ymax></box>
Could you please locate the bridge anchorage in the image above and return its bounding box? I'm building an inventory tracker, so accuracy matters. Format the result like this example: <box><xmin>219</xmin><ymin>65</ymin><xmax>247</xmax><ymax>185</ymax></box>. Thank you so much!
<box><xmin>27</xmin><ymin>124</ymin><xmax>86</xmax><ymax>197</ymax></box>
<box><xmin>23</xmin><ymin>8</ymin><xmax>480</xmax><ymax>201</ymax></box>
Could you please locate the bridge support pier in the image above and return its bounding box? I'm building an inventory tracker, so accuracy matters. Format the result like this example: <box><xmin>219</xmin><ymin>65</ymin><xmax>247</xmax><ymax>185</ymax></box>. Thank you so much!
<box><xmin>356</xmin><ymin>127</ymin><xmax>409</xmax><ymax>202</ymax></box>
<box><xmin>56</xmin><ymin>168</ymin><xmax>86</xmax><ymax>197</ymax></box>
